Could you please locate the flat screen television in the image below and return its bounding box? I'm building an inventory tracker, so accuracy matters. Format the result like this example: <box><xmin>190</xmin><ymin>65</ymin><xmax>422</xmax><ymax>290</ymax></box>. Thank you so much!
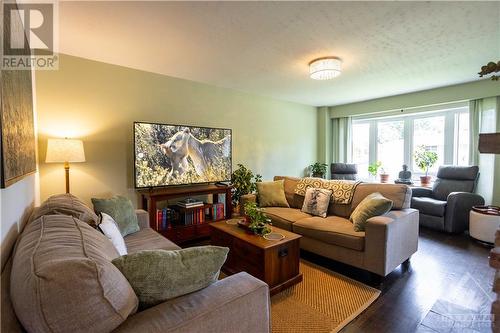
<box><xmin>134</xmin><ymin>122</ymin><xmax>232</xmax><ymax>188</ymax></box>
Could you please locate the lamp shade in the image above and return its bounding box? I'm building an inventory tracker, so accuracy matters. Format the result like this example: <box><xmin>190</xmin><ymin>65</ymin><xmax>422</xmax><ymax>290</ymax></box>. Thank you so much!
<box><xmin>309</xmin><ymin>57</ymin><xmax>342</xmax><ymax>80</ymax></box>
<box><xmin>46</xmin><ymin>139</ymin><xmax>86</xmax><ymax>163</ymax></box>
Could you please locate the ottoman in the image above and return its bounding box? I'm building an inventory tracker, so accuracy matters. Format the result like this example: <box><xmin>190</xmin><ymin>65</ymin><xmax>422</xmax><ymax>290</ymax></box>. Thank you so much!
<box><xmin>470</xmin><ymin>206</ymin><xmax>500</xmax><ymax>244</ymax></box>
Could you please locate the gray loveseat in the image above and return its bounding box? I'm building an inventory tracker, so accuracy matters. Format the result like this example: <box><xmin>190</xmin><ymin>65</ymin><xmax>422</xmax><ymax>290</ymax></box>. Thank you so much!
<box><xmin>2</xmin><ymin>194</ymin><xmax>270</xmax><ymax>333</ymax></box>
<box><xmin>411</xmin><ymin>165</ymin><xmax>485</xmax><ymax>233</ymax></box>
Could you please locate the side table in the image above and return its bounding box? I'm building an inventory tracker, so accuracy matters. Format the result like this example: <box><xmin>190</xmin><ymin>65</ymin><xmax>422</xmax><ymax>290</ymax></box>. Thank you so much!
<box><xmin>470</xmin><ymin>206</ymin><xmax>500</xmax><ymax>244</ymax></box>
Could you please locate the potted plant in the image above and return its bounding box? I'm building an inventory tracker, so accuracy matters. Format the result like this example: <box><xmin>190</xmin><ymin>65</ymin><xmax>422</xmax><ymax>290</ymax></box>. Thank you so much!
<box><xmin>414</xmin><ymin>146</ymin><xmax>438</xmax><ymax>187</ymax></box>
<box><xmin>310</xmin><ymin>162</ymin><xmax>328</xmax><ymax>178</ymax></box>
<box><xmin>243</xmin><ymin>202</ymin><xmax>271</xmax><ymax>236</ymax></box>
<box><xmin>368</xmin><ymin>161</ymin><xmax>382</xmax><ymax>181</ymax></box>
<box><xmin>379</xmin><ymin>167</ymin><xmax>390</xmax><ymax>183</ymax></box>
<box><xmin>231</xmin><ymin>164</ymin><xmax>262</xmax><ymax>215</ymax></box>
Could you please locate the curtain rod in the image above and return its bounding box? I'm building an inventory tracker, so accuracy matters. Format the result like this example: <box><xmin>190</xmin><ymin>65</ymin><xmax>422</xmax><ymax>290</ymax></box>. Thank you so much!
<box><xmin>348</xmin><ymin>100</ymin><xmax>469</xmax><ymax>120</ymax></box>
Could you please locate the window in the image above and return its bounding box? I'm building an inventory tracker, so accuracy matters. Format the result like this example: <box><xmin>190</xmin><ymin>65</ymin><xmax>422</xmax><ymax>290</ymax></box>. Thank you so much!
<box><xmin>351</xmin><ymin>105</ymin><xmax>469</xmax><ymax>180</ymax></box>
<box><xmin>377</xmin><ymin>120</ymin><xmax>404</xmax><ymax>176</ymax></box>
<box><xmin>352</xmin><ymin>122</ymin><xmax>370</xmax><ymax>179</ymax></box>
<box><xmin>413</xmin><ymin>116</ymin><xmax>445</xmax><ymax>175</ymax></box>
<box><xmin>455</xmin><ymin>112</ymin><xmax>469</xmax><ymax>166</ymax></box>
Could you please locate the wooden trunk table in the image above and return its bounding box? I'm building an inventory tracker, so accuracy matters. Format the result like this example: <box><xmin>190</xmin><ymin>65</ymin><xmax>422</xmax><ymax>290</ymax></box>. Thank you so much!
<box><xmin>210</xmin><ymin>220</ymin><xmax>302</xmax><ymax>295</ymax></box>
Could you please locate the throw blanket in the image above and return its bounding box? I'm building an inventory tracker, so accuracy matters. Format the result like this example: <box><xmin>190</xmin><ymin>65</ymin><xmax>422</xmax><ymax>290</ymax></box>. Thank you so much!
<box><xmin>294</xmin><ymin>178</ymin><xmax>361</xmax><ymax>204</ymax></box>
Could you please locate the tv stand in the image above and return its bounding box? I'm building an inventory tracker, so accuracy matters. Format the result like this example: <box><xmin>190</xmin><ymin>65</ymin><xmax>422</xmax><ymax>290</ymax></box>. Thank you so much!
<box><xmin>137</xmin><ymin>184</ymin><xmax>232</xmax><ymax>244</ymax></box>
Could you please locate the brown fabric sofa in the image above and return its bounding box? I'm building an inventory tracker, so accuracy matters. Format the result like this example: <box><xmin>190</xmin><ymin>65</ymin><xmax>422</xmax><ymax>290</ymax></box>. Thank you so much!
<box><xmin>243</xmin><ymin>176</ymin><xmax>419</xmax><ymax>277</ymax></box>
<box><xmin>1</xmin><ymin>194</ymin><xmax>270</xmax><ymax>333</ymax></box>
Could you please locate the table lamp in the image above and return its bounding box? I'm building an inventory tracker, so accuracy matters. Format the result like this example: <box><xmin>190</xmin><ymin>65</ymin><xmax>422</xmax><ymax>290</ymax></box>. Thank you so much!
<box><xmin>45</xmin><ymin>138</ymin><xmax>85</xmax><ymax>193</ymax></box>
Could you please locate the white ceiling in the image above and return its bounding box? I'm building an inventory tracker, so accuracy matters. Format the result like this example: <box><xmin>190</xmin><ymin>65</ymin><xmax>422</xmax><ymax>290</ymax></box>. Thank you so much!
<box><xmin>58</xmin><ymin>1</ymin><xmax>500</xmax><ymax>107</ymax></box>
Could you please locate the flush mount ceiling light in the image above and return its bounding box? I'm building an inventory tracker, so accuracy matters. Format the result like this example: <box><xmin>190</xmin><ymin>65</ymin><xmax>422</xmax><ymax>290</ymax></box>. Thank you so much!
<box><xmin>309</xmin><ymin>57</ymin><xmax>342</xmax><ymax>80</ymax></box>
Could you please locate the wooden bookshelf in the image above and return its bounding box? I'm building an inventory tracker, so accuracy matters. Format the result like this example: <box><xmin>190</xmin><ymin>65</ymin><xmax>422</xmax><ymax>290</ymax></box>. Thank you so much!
<box><xmin>137</xmin><ymin>184</ymin><xmax>232</xmax><ymax>244</ymax></box>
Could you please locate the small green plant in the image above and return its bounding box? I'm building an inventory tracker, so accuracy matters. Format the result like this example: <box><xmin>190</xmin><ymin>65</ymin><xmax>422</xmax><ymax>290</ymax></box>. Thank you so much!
<box><xmin>368</xmin><ymin>161</ymin><xmax>382</xmax><ymax>176</ymax></box>
<box><xmin>414</xmin><ymin>146</ymin><xmax>438</xmax><ymax>176</ymax></box>
<box><xmin>244</xmin><ymin>202</ymin><xmax>271</xmax><ymax>236</ymax></box>
<box><xmin>231</xmin><ymin>164</ymin><xmax>262</xmax><ymax>206</ymax></box>
<box><xmin>310</xmin><ymin>162</ymin><xmax>328</xmax><ymax>178</ymax></box>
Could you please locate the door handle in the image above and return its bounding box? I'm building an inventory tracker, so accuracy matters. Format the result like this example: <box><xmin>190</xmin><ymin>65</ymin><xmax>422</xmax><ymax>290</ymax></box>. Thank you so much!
<box><xmin>278</xmin><ymin>247</ymin><xmax>288</xmax><ymax>257</ymax></box>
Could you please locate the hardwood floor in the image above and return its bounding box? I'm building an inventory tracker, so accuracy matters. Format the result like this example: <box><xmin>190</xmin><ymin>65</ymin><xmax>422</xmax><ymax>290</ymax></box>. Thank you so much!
<box><xmin>194</xmin><ymin>226</ymin><xmax>493</xmax><ymax>332</ymax></box>
<box><xmin>301</xmin><ymin>228</ymin><xmax>494</xmax><ymax>333</ymax></box>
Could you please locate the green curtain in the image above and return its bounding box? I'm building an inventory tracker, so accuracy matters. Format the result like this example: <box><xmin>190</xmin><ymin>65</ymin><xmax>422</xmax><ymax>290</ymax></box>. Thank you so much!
<box><xmin>468</xmin><ymin>99</ymin><xmax>481</xmax><ymax>165</ymax></box>
<box><xmin>332</xmin><ymin>117</ymin><xmax>352</xmax><ymax>163</ymax></box>
<box><xmin>469</xmin><ymin>97</ymin><xmax>500</xmax><ymax>205</ymax></box>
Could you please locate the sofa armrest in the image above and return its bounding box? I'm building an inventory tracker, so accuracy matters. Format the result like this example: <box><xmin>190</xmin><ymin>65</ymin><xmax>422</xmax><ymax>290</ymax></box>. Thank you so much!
<box><xmin>114</xmin><ymin>272</ymin><xmax>270</xmax><ymax>333</ymax></box>
<box><xmin>364</xmin><ymin>209</ymin><xmax>419</xmax><ymax>276</ymax></box>
<box><xmin>444</xmin><ymin>192</ymin><xmax>485</xmax><ymax>233</ymax></box>
<box><xmin>411</xmin><ymin>187</ymin><xmax>433</xmax><ymax>198</ymax></box>
<box><xmin>135</xmin><ymin>209</ymin><xmax>150</xmax><ymax>230</ymax></box>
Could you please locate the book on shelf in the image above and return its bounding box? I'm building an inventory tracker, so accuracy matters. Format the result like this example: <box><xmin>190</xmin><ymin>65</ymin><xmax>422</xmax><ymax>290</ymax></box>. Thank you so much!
<box><xmin>211</xmin><ymin>202</ymin><xmax>225</xmax><ymax>221</ymax></box>
<box><xmin>176</xmin><ymin>198</ymin><xmax>204</xmax><ymax>208</ymax></box>
<box><xmin>155</xmin><ymin>208</ymin><xmax>176</xmax><ymax>231</ymax></box>
<box><xmin>179</xmin><ymin>206</ymin><xmax>205</xmax><ymax>226</ymax></box>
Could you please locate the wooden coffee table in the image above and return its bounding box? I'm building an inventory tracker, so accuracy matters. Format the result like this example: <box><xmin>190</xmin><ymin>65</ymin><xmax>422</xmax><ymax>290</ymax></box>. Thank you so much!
<box><xmin>210</xmin><ymin>220</ymin><xmax>302</xmax><ymax>295</ymax></box>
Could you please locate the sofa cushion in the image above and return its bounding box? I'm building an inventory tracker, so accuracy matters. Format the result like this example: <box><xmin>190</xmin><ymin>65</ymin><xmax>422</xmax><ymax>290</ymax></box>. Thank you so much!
<box><xmin>328</xmin><ymin>203</ymin><xmax>351</xmax><ymax>218</ymax></box>
<box><xmin>292</xmin><ymin>216</ymin><xmax>365</xmax><ymax>251</ymax></box>
<box><xmin>436</xmin><ymin>165</ymin><xmax>479</xmax><ymax>180</ymax></box>
<box><xmin>274</xmin><ymin>176</ymin><xmax>304</xmax><ymax>209</ymax></box>
<box><xmin>411</xmin><ymin>197</ymin><xmax>447</xmax><ymax>217</ymax></box>
<box><xmin>432</xmin><ymin>179</ymin><xmax>475</xmax><ymax>201</ymax></box>
<box><xmin>262</xmin><ymin>207</ymin><xmax>312</xmax><ymax>231</ymax></box>
<box><xmin>301</xmin><ymin>188</ymin><xmax>332</xmax><ymax>217</ymax></box>
<box><xmin>112</xmin><ymin>272</ymin><xmax>270</xmax><ymax>333</ymax></box>
<box><xmin>112</xmin><ymin>246</ymin><xmax>228</xmax><ymax>309</ymax></box>
<box><xmin>351</xmin><ymin>183</ymin><xmax>410</xmax><ymax>212</ymax></box>
<box><xmin>10</xmin><ymin>215</ymin><xmax>138</xmax><ymax>333</ymax></box>
<box><xmin>124</xmin><ymin>228</ymin><xmax>181</xmax><ymax>254</ymax></box>
<box><xmin>256</xmin><ymin>180</ymin><xmax>289</xmax><ymax>207</ymax></box>
<box><xmin>92</xmin><ymin>196</ymin><xmax>140</xmax><ymax>236</ymax></box>
<box><xmin>30</xmin><ymin>193</ymin><xmax>99</xmax><ymax>227</ymax></box>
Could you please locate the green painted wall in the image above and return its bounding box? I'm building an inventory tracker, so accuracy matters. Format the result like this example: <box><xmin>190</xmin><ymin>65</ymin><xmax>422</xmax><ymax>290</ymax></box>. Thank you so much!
<box><xmin>35</xmin><ymin>54</ymin><xmax>317</xmax><ymax>206</ymax></box>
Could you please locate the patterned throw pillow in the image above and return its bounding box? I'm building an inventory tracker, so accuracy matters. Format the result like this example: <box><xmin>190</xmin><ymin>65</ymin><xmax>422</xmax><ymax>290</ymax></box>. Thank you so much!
<box><xmin>350</xmin><ymin>192</ymin><xmax>393</xmax><ymax>232</ymax></box>
<box><xmin>301</xmin><ymin>188</ymin><xmax>332</xmax><ymax>218</ymax></box>
<box><xmin>112</xmin><ymin>246</ymin><xmax>229</xmax><ymax>309</ymax></box>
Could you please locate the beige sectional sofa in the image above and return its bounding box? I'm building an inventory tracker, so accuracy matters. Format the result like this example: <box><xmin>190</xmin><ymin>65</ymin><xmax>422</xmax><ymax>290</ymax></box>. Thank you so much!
<box><xmin>1</xmin><ymin>194</ymin><xmax>270</xmax><ymax>333</ymax></box>
<box><xmin>243</xmin><ymin>176</ymin><xmax>419</xmax><ymax>277</ymax></box>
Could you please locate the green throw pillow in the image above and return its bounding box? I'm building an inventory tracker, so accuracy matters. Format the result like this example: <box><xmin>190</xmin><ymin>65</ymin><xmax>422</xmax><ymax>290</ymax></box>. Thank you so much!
<box><xmin>349</xmin><ymin>192</ymin><xmax>393</xmax><ymax>232</ymax></box>
<box><xmin>112</xmin><ymin>246</ymin><xmax>229</xmax><ymax>309</ymax></box>
<box><xmin>92</xmin><ymin>196</ymin><xmax>140</xmax><ymax>236</ymax></box>
<box><xmin>257</xmin><ymin>180</ymin><xmax>289</xmax><ymax>207</ymax></box>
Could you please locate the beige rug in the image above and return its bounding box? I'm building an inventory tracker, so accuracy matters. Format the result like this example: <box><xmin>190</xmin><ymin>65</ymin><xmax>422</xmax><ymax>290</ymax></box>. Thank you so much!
<box><xmin>271</xmin><ymin>260</ymin><xmax>380</xmax><ymax>333</ymax></box>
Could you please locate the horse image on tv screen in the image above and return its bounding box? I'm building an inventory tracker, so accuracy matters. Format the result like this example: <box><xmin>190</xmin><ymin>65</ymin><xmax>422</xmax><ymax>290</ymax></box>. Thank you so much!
<box><xmin>134</xmin><ymin>122</ymin><xmax>232</xmax><ymax>187</ymax></box>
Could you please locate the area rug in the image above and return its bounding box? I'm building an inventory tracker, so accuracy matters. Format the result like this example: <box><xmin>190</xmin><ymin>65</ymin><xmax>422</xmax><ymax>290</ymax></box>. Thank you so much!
<box><xmin>270</xmin><ymin>260</ymin><xmax>380</xmax><ymax>333</ymax></box>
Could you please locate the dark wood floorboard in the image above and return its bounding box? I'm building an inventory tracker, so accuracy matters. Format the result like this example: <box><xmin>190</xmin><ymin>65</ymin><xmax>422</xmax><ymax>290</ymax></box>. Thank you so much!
<box><xmin>195</xmin><ymin>227</ymin><xmax>493</xmax><ymax>333</ymax></box>
<box><xmin>299</xmin><ymin>228</ymin><xmax>494</xmax><ymax>333</ymax></box>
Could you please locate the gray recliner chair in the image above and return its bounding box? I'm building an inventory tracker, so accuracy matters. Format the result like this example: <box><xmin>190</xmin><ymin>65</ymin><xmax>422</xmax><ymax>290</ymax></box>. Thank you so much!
<box><xmin>411</xmin><ymin>165</ymin><xmax>484</xmax><ymax>233</ymax></box>
<box><xmin>331</xmin><ymin>163</ymin><xmax>357</xmax><ymax>180</ymax></box>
